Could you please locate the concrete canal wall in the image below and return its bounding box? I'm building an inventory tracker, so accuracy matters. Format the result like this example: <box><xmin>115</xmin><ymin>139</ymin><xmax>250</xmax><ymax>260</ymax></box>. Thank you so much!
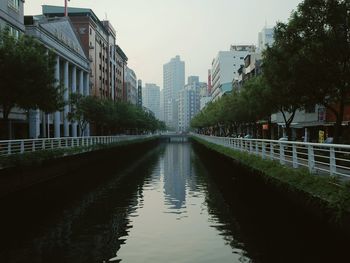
<box><xmin>192</xmin><ymin>137</ymin><xmax>350</xmax><ymax>237</ymax></box>
<box><xmin>0</xmin><ymin>138</ymin><xmax>160</xmax><ymax>199</ymax></box>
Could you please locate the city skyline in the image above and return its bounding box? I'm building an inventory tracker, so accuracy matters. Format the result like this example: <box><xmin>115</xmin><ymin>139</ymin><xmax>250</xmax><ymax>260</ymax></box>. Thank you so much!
<box><xmin>25</xmin><ymin>0</ymin><xmax>303</xmax><ymax>88</ymax></box>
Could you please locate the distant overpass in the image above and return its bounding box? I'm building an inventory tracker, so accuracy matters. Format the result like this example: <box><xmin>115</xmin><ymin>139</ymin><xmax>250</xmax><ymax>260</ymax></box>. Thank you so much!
<box><xmin>159</xmin><ymin>132</ymin><xmax>190</xmax><ymax>142</ymax></box>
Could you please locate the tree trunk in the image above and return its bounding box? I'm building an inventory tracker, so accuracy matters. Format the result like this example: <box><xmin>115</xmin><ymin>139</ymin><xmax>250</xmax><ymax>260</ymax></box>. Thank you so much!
<box><xmin>333</xmin><ymin>102</ymin><xmax>345</xmax><ymax>144</ymax></box>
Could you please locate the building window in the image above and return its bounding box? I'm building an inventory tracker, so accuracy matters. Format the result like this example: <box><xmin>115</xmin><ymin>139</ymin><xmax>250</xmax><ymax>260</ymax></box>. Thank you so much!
<box><xmin>7</xmin><ymin>25</ymin><xmax>20</xmax><ymax>38</ymax></box>
<box><xmin>8</xmin><ymin>0</ymin><xmax>20</xmax><ymax>11</ymax></box>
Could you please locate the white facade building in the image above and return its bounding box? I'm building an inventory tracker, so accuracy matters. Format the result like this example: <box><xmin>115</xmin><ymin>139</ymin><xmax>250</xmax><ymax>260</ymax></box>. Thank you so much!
<box><xmin>211</xmin><ymin>45</ymin><xmax>255</xmax><ymax>101</ymax></box>
<box><xmin>142</xmin><ymin>83</ymin><xmax>161</xmax><ymax>120</ymax></box>
<box><xmin>258</xmin><ymin>27</ymin><xmax>274</xmax><ymax>51</ymax></box>
<box><xmin>163</xmin><ymin>55</ymin><xmax>185</xmax><ymax>129</ymax></box>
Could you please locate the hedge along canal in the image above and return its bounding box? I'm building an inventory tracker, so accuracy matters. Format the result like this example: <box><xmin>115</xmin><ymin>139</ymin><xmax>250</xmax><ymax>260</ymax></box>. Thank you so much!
<box><xmin>191</xmin><ymin>136</ymin><xmax>350</xmax><ymax>237</ymax></box>
<box><xmin>0</xmin><ymin>137</ymin><xmax>160</xmax><ymax>199</ymax></box>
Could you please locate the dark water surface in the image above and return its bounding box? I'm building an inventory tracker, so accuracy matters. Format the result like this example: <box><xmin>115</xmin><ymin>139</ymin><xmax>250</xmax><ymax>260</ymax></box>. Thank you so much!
<box><xmin>0</xmin><ymin>142</ymin><xmax>349</xmax><ymax>262</ymax></box>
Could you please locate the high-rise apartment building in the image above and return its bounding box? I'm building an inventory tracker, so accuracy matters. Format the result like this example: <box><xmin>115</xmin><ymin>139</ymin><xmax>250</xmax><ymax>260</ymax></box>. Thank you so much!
<box><xmin>178</xmin><ymin>76</ymin><xmax>205</xmax><ymax>132</ymax></box>
<box><xmin>116</xmin><ymin>45</ymin><xmax>128</xmax><ymax>101</ymax></box>
<box><xmin>102</xmin><ymin>20</ymin><xmax>117</xmax><ymax>99</ymax></box>
<box><xmin>143</xmin><ymin>84</ymin><xmax>161</xmax><ymax>120</ymax></box>
<box><xmin>125</xmin><ymin>67</ymin><xmax>137</xmax><ymax>105</ymax></box>
<box><xmin>211</xmin><ymin>45</ymin><xmax>255</xmax><ymax>101</ymax></box>
<box><xmin>163</xmin><ymin>55</ymin><xmax>185</xmax><ymax>129</ymax></box>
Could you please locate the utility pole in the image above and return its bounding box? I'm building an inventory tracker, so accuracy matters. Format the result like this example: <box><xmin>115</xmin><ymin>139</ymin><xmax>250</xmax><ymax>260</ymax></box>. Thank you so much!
<box><xmin>64</xmin><ymin>0</ymin><xmax>70</xmax><ymax>17</ymax></box>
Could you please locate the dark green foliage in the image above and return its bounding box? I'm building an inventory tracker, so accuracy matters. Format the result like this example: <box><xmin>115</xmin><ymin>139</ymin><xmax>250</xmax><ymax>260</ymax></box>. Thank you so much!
<box><xmin>0</xmin><ymin>29</ymin><xmax>63</xmax><ymax>139</ymax></box>
<box><xmin>68</xmin><ymin>95</ymin><xmax>166</xmax><ymax>135</ymax></box>
<box><xmin>191</xmin><ymin>76</ymin><xmax>274</xmax><ymax>136</ymax></box>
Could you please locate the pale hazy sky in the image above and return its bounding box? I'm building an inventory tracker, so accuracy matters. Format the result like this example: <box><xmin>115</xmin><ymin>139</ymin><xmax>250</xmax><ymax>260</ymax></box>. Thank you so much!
<box><xmin>25</xmin><ymin>0</ymin><xmax>303</xmax><ymax>88</ymax></box>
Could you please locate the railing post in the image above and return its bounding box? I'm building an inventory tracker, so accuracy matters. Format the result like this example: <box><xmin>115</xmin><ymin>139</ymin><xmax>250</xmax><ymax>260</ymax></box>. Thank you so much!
<box><xmin>308</xmin><ymin>145</ymin><xmax>315</xmax><ymax>173</ymax></box>
<box><xmin>255</xmin><ymin>141</ymin><xmax>259</xmax><ymax>155</ymax></box>
<box><xmin>249</xmin><ymin>141</ymin><xmax>253</xmax><ymax>153</ymax></box>
<box><xmin>270</xmin><ymin>142</ymin><xmax>274</xmax><ymax>160</ymax></box>
<box><xmin>20</xmin><ymin>141</ymin><xmax>24</xmax><ymax>154</ymax></box>
<box><xmin>32</xmin><ymin>140</ymin><xmax>35</xmax><ymax>152</ymax></box>
<box><xmin>58</xmin><ymin>139</ymin><xmax>61</xmax><ymax>148</ymax></box>
<box><xmin>52</xmin><ymin>139</ymin><xmax>54</xmax><ymax>149</ymax></box>
<box><xmin>42</xmin><ymin>140</ymin><xmax>45</xmax><ymax>150</ymax></box>
<box><xmin>292</xmin><ymin>144</ymin><xmax>298</xmax><ymax>168</ymax></box>
<box><xmin>7</xmin><ymin>141</ymin><xmax>11</xmax><ymax>155</ymax></box>
<box><xmin>279</xmin><ymin>143</ymin><xmax>285</xmax><ymax>165</ymax></box>
<box><xmin>262</xmin><ymin>142</ymin><xmax>266</xmax><ymax>159</ymax></box>
<box><xmin>65</xmin><ymin>138</ymin><xmax>68</xmax><ymax>148</ymax></box>
<box><xmin>330</xmin><ymin>146</ymin><xmax>336</xmax><ymax>175</ymax></box>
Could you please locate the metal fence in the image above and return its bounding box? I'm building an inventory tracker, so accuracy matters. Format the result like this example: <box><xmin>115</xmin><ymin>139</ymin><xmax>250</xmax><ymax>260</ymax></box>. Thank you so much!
<box><xmin>0</xmin><ymin>135</ymin><xmax>154</xmax><ymax>157</ymax></box>
<box><xmin>193</xmin><ymin>134</ymin><xmax>350</xmax><ymax>178</ymax></box>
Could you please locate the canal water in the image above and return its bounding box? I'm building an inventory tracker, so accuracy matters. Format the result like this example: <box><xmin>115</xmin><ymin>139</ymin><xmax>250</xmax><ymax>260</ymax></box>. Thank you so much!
<box><xmin>0</xmin><ymin>141</ymin><xmax>349</xmax><ymax>262</ymax></box>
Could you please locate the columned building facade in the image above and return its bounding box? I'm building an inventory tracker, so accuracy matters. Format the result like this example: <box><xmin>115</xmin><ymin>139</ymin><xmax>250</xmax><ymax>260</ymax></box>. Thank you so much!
<box><xmin>42</xmin><ymin>5</ymin><xmax>111</xmax><ymax>100</ymax></box>
<box><xmin>25</xmin><ymin>16</ymin><xmax>90</xmax><ymax>138</ymax></box>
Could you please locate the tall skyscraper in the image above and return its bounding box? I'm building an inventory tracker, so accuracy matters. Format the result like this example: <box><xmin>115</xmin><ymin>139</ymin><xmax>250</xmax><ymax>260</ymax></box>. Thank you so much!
<box><xmin>163</xmin><ymin>55</ymin><xmax>185</xmax><ymax>129</ymax></box>
<box><xmin>143</xmin><ymin>83</ymin><xmax>161</xmax><ymax>120</ymax></box>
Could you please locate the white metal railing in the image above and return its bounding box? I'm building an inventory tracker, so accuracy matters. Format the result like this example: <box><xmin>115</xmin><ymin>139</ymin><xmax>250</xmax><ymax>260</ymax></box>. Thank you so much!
<box><xmin>193</xmin><ymin>134</ymin><xmax>350</xmax><ymax>178</ymax></box>
<box><xmin>0</xmin><ymin>135</ymin><xmax>155</xmax><ymax>157</ymax></box>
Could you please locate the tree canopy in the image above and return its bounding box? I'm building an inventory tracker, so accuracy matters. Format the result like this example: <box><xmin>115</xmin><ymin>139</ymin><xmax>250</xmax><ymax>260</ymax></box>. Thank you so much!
<box><xmin>0</xmin><ymin>29</ymin><xmax>63</xmax><ymax>138</ymax></box>
<box><xmin>69</xmin><ymin>95</ymin><xmax>166</xmax><ymax>135</ymax></box>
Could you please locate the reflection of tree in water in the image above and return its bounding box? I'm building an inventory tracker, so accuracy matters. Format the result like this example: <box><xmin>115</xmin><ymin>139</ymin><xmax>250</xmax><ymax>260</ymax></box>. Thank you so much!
<box><xmin>1</xmin><ymin>146</ymin><xmax>165</xmax><ymax>263</ymax></box>
<box><xmin>191</xmin><ymin>152</ymin><xmax>253</xmax><ymax>262</ymax></box>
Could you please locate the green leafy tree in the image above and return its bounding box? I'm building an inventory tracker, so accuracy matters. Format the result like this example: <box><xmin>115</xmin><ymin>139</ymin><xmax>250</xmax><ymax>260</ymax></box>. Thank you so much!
<box><xmin>291</xmin><ymin>0</ymin><xmax>349</xmax><ymax>143</ymax></box>
<box><xmin>263</xmin><ymin>20</ymin><xmax>307</xmax><ymax>139</ymax></box>
<box><xmin>264</xmin><ymin>0</ymin><xmax>350</xmax><ymax>142</ymax></box>
<box><xmin>0</xmin><ymin>29</ymin><xmax>62</xmax><ymax>139</ymax></box>
<box><xmin>67</xmin><ymin>93</ymin><xmax>91</xmax><ymax>135</ymax></box>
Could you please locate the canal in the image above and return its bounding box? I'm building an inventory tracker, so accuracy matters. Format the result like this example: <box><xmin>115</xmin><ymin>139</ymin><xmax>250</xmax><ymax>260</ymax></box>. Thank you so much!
<box><xmin>0</xmin><ymin>141</ymin><xmax>349</xmax><ymax>262</ymax></box>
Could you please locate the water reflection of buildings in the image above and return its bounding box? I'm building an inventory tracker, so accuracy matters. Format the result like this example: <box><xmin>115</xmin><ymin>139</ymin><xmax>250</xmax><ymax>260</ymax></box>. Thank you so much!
<box><xmin>163</xmin><ymin>143</ymin><xmax>196</xmax><ymax>210</ymax></box>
